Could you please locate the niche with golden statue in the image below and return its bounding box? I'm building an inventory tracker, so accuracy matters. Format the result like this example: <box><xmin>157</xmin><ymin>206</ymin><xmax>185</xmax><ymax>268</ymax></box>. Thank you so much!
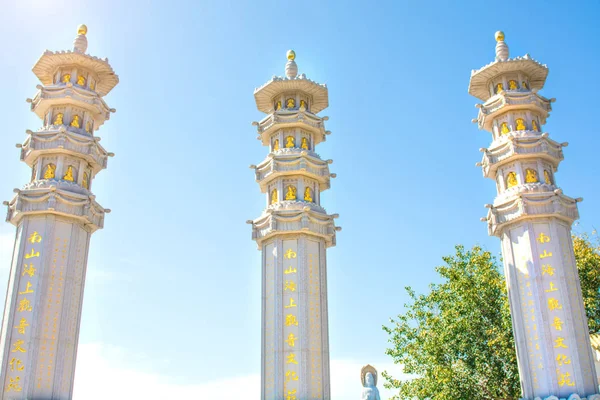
<box><xmin>515</xmin><ymin>118</ymin><xmax>527</xmax><ymax>131</ymax></box>
<box><xmin>43</xmin><ymin>163</ymin><xmax>56</xmax><ymax>180</ymax></box>
<box><xmin>525</xmin><ymin>168</ymin><xmax>539</xmax><ymax>183</ymax></box>
<box><xmin>53</xmin><ymin>112</ymin><xmax>64</xmax><ymax>126</ymax></box>
<box><xmin>304</xmin><ymin>187</ymin><xmax>313</xmax><ymax>203</ymax></box>
<box><xmin>62</xmin><ymin>165</ymin><xmax>76</xmax><ymax>182</ymax></box>
<box><xmin>285</xmin><ymin>136</ymin><xmax>295</xmax><ymax>149</ymax></box>
<box><xmin>300</xmin><ymin>137</ymin><xmax>310</xmax><ymax>150</ymax></box>
<box><xmin>286</xmin><ymin>98</ymin><xmax>296</xmax><ymax>109</ymax></box>
<box><xmin>270</xmin><ymin>188</ymin><xmax>279</xmax><ymax>204</ymax></box>
<box><xmin>272</xmin><ymin>138</ymin><xmax>280</xmax><ymax>151</ymax></box>
<box><xmin>70</xmin><ymin>115</ymin><xmax>81</xmax><ymax>129</ymax></box>
<box><xmin>82</xmin><ymin>172</ymin><xmax>90</xmax><ymax>190</ymax></box>
<box><xmin>544</xmin><ymin>169</ymin><xmax>553</xmax><ymax>185</ymax></box>
<box><xmin>506</xmin><ymin>171</ymin><xmax>518</xmax><ymax>189</ymax></box>
<box><xmin>284</xmin><ymin>185</ymin><xmax>297</xmax><ymax>201</ymax></box>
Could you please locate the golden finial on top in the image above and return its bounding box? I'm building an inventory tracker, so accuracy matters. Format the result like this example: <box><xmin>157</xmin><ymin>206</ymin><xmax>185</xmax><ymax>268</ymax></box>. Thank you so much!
<box><xmin>287</xmin><ymin>50</ymin><xmax>296</xmax><ymax>61</ymax></box>
<box><xmin>77</xmin><ymin>24</ymin><xmax>88</xmax><ymax>36</ymax></box>
<box><xmin>495</xmin><ymin>31</ymin><xmax>505</xmax><ymax>42</ymax></box>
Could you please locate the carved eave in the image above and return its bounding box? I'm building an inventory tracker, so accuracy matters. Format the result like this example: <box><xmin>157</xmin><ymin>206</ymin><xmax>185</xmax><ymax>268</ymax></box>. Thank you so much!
<box><xmin>254</xmin><ymin>76</ymin><xmax>328</xmax><ymax>114</ymax></box>
<box><xmin>469</xmin><ymin>56</ymin><xmax>548</xmax><ymax>101</ymax></box>
<box><xmin>5</xmin><ymin>186</ymin><xmax>107</xmax><ymax>233</ymax></box>
<box><xmin>20</xmin><ymin>128</ymin><xmax>110</xmax><ymax>174</ymax></box>
<box><xmin>256</xmin><ymin>110</ymin><xmax>328</xmax><ymax>146</ymax></box>
<box><xmin>480</xmin><ymin>133</ymin><xmax>564</xmax><ymax>178</ymax></box>
<box><xmin>32</xmin><ymin>50</ymin><xmax>119</xmax><ymax>96</ymax></box>
<box><xmin>250</xmin><ymin>205</ymin><xmax>337</xmax><ymax>248</ymax></box>
<box><xmin>485</xmin><ymin>190</ymin><xmax>579</xmax><ymax>237</ymax></box>
<box><xmin>30</xmin><ymin>85</ymin><xmax>113</xmax><ymax>128</ymax></box>
<box><xmin>476</xmin><ymin>92</ymin><xmax>552</xmax><ymax>131</ymax></box>
<box><xmin>254</xmin><ymin>151</ymin><xmax>332</xmax><ymax>192</ymax></box>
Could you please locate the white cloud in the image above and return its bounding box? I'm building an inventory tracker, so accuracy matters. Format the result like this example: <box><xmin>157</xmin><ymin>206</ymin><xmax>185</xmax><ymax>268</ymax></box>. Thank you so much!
<box><xmin>74</xmin><ymin>343</ymin><xmax>407</xmax><ymax>399</ymax></box>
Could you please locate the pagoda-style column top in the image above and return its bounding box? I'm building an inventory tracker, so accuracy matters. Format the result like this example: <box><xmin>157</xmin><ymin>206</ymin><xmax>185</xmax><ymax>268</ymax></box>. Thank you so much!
<box><xmin>468</xmin><ymin>32</ymin><xmax>548</xmax><ymax>102</ymax></box>
<box><xmin>254</xmin><ymin>51</ymin><xmax>329</xmax><ymax>114</ymax></box>
<box><xmin>32</xmin><ymin>25</ymin><xmax>119</xmax><ymax>96</ymax></box>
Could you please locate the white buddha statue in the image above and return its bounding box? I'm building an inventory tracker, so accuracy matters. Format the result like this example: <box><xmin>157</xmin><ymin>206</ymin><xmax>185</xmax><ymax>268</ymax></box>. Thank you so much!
<box><xmin>361</xmin><ymin>366</ymin><xmax>380</xmax><ymax>400</ymax></box>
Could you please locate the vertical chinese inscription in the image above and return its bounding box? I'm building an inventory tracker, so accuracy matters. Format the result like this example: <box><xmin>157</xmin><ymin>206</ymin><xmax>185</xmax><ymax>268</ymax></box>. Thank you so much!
<box><xmin>533</xmin><ymin>226</ymin><xmax>576</xmax><ymax>391</ymax></box>
<box><xmin>282</xmin><ymin>241</ymin><xmax>299</xmax><ymax>399</ymax></box>
<box><xmin>5</xmin><ymin>230</ymin><xmax>43</xmax><ymax>393</ymax></box>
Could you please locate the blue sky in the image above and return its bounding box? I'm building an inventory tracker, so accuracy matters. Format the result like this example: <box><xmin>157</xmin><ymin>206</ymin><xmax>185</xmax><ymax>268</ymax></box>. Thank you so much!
<box><xmin>1</xmin><ymin>0</ymin><xmax>600</xmax><ymax>398</ymax></box>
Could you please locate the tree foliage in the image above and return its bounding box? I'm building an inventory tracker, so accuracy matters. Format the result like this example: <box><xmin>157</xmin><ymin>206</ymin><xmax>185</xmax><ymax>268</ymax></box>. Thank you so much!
<box><xmin>383</xmin><ymin>233</ymin><xmax>600</xmax><ymax>400</ymax></box>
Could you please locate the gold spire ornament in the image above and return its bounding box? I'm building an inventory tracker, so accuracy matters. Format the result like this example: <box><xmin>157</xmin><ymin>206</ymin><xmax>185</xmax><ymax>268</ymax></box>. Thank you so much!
<box><xmin>77</xmin><ymin>24</ymin><xmax>88</xmax><ymax>35</ymax></box>
<box><xmin>495</xmin><ymin>31</ymin><xmax>505</xmax><ymax>42</ymax></box>
<box><xmin>287</xmin><ymin>50</ymin><xmax>296</xmax><ymax>61</ymax></box>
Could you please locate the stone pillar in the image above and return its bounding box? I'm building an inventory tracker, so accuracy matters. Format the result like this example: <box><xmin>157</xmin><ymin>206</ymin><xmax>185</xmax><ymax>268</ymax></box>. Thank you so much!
<box><xmin>0</xmin><ymin>24</ymin><xmax>119</xmax><ymax>399</ymax></box>
<box><xmin>469</xmin><ymin>31</ymin><xmax>599</xmax><ymax>400</ymax></box>
<box><xmin>250</xmin><ymin>50</ymin><xmax>339</xmax><ymax>400</ymax></box>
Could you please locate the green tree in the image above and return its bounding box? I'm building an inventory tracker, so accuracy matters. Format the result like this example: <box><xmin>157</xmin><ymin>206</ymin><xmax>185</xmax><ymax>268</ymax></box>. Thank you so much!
<box><xmin>383</xmin><ymin>233</ymin><xmax>600</xmax><ymax>400</ymax></box>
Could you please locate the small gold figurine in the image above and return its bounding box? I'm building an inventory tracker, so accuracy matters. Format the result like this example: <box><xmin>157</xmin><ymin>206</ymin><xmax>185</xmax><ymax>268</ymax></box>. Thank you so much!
<box><xmin>63</xmin><ymin>165</ymin><xmax>75</xmax><ymax>182</ymax></box>
<box><xmin>299</xmin><ymin>100</ymin><xmax>306</xmax><ymax>111</ymax></box>
<box><xmin>496</xmin><ymin>83</ymin><xmax>503</xmax><ymax>93</ymax></box>
<box><xmin>301</xmin><ymin>137</ymin><xmax>309</xmax><ymax>150</ymax></box>
<box><xmin>522</xmin><ymin>81</ymin><xmax>528</xmax><ymax>90</ymax></box>
<box><xmin>53</xmin><ymin>113</ymin><xmax>64</xmax><ymax>125</ymax></box>
<box><xmin>43</xmin><ymin>164</ymin><xmax>56</xmax><ymax>179</ymax></box>
<box><xmin>271</xmin><ymin>189</ymin><xmax>278</xmax><ymax>204</ymax></box>
<box><xmin>515</xmin><ymin>118</ymin><xmax>526</xmax><ymax>131</ymax></box>
<box><xmin>500</xmin><ymin>122</ymin><xmax>510</xmax><ymax>134</ymax></box>
<box><xmin>506</xmin><ymin>172</ymin><xmax>518</xmax><ymax>188</ymax></box>
<box><xmin>77</xmin><ymin>75</ymin><xmax>86</xmax><ymax>86</ymax></box>
<box><xmin>285</xmin><ymin>136</ymin><xmax>295</xmax><ymax>148</ymax></box>
<box><xmin>276</xmin><ymin>101</ymin><xmax>282</xmax><ymax>111</ymax></box>
<box><xmin>89</xmin><ymin>80</ymin><xmax>95</xmax><ymax>91</ymax></box>
<box><xmin>304</xmin><ymin>187</ymin><xmax>313</xmax><ymax>202</ymax></box>
<box><xmin>508</xmin><ymin>80</ymin><xmax>518</xmax><ymax>90</ymax></box>
<box><xmin>70</xmin><ymin>115</ymin><xmax>81</xmax><ymax>128</ymax></box>
<box><xmin>85</xmin><ymin>121</ymin><xmax>92</xmax><ymax>133</ymax></box>
<box><xmin>273</xmin><ymin>139</ymin><xmax>280</xmax><ymax>151</ymax></box>
<box><xmin>285</xmin><ymin>185</ymin><xmax>297</xmax><ymax>200</ymax></box>
<box><xmin>82</xmin><ymin>172</ymin><xmax>89</xmax><ymax>189</ymax></box>
<box><xmin>286</xmin><ymin>98</ymin><xmax>295</xmax><ymax>109</ymax></box>
<box><xmin>61</xmin><ymin>74</ymin><xmax>71</xmax><ymax>84</ymax></box>
<box><xmin>544</xmin><ymin>170</ymin><xmax>552</xmax><ymax>185</ymax></box>
<box><xmin>532</xmin><ymin>120</ymin><xmax>539</xmax><ymax>132</ymax></box>
<box><xmin>525</xmin><ymin>168</ymin><xmax>539</xmax><ymax>183</ymax></box>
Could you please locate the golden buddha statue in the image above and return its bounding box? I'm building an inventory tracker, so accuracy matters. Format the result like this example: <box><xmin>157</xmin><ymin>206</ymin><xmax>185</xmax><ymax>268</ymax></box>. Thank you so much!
<box><xmin>82</xmin><ymin>172</ymin><xmax>89</xmax><ymax>189</ymax></box>
<box><xmin>61</xmin><ymin>74</ymin><xmax>71</xmax><ymax>84</ymax></box>
<box><xmin>532</xmin><ymin>120</ymin><xmax>539</xmax><ymax>132</ymax></box>
<box><xmin>285</xmin><ymin>185</ymin><xmax>297</xmax><ymax>201</ymax></box>
<box><xmin>53</xmin><ymin>113</ymin><xmax>64</xmax><ymax>125</ymax></box>
<box><xmin>515</xmin><ymin>118</ymin><xmax>526</xmax><ymax>131</ymax></box>
<box><xmin>522</xmin><ymin>81</ymin><xmax>528</xmax><ymax>89</ymax></box>
<box><xmin>285</xmin><ymin>136</ymin><xmax>295</xmax><ymax>148</ymax></box>
<box><xmin>286</xmin><ymin>98</ymin><xmax>295</xmax><ymax>109</ymax></box>
<box><xmin>525</xmin><ymin>168</ymin><xmax>538</xmax><ymax>183</ymax></box>
<box><xmin>304</xmin><ymin>187</ymin><xmax>312</xmax><ymax>202</ymax></box>
<box><xmin>63</xmin><ymin>165</ymin><xmax>75</xmax><ymax>182</ymax></box>
<box><xmin>273</xmin><ymin>139</ymin><xmax>280</xmax><ymax>151</ymax></box>
<box><xmin>509</xmin><ymin>80</ymin><xmax>518</xmax><ymax>90</ymax></box>
<box><xmin>299</xmin><ymin>100</ymin><xmax>306</xmax><ymax>111</ymax></box>
<box><xmin>85</xmin><ymin>121</ymin><xmax>92</xmax><ymax>133</ymax></box>
<box><xmin>43</xmin><ymin>164</ymin><xmax>56</xmax><ymax>179</ymax></box>
<box><xmin>500</xmin><ymin>122</ymin><xmax>510</xmax><ymax>134</ymax></box>
<box><xmin>271</xmin><ymin>189</ymin><xmax>278</xmax><ymax>204</ymax></box>
<box><xmin>506</xmin><ymin>172</ymin><xmax>518</xmax><ymax>188</ymax></box>
<box><xmin>70</xmin><ymin>115</ymin><xmax>81</xmax><ymax>128</ymax></box>
<box><xmin>89</xmin><ymin>80</ymin><xmax>95</xmax><ymax>90</ymax></box>
<box><xmin>301</xmin><ymin>137</ymin><xmax>309</xmax><ymax>150</ymax></box>
<box><xmin>77</xmin><ymin>75</ymin><xmax>86</xmax><ymax>86</ymax></box>
<box><xmin>496</xmin><ymin>83</ymin><xmax>503</xmax><ymax>93</ymax></box>
<box><xmin>544</xmin><ymin>170</ymin><xmax>552</xmax><ymax>185</ymax></box>
<box><xmin>276</xmin><ymin>101</ymin><xmax>282</xmax><ymax>111</ymax></box>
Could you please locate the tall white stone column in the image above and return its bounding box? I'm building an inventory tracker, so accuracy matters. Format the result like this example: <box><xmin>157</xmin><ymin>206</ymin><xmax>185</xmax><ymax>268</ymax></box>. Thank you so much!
<box><xmin>469</xmin><ymin>31</ymin><xmax>600</xmax><ymax>400</ymax></box>
<box><xmin>249</xmin><ymin>51</ymin><xmax>340</xmax><ymax>400</ymax></box>
<box><xmin>0</xmin><ymin>25</ymin><xmax>119</xmax><ymax>399</ymax></box>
